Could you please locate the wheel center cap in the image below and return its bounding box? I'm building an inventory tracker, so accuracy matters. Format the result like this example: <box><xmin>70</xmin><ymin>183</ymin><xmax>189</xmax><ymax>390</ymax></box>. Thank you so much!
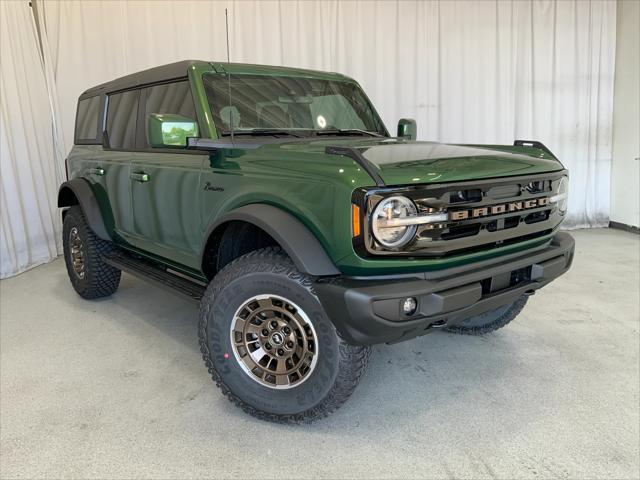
<box><xmin>270</xmin><ymin>332</ymin><xmax>285</xmax><ymax>346</ymax></box>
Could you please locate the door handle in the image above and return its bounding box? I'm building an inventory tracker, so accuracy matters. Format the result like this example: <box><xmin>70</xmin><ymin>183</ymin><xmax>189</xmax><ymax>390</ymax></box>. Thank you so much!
<box><xmin>89</xmin><ymin>167</ymin><xmax>105</xmax><ymax>176</ymax></box>
<box><xmin>131</xmin><ymin>172</ymin><xmax>150</xmax><ymax>183</ymax></box>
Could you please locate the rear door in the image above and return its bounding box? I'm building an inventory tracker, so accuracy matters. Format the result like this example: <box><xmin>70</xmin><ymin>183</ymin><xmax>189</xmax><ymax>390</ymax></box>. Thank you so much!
<box><xmin>73</xmin><ymin>95</ymin><xmax>105</xmax><ymax>199</ymax></box>
<box><xmin>128</xmin><ymin>81</ymin><xmax>205</xmax><ymax>270</ymax></box>
<box><xmin>72</xmin><ymin>91</ymin><xmax>137</xmax><ymax>244</ymax></box>
<box><xmin>101</xmin><ymin>89</ymin><xmax>140</xmax><ymax>242</ymax></box>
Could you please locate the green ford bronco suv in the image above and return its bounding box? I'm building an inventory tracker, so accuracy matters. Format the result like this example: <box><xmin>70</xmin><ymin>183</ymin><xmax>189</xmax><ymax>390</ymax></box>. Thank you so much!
<box><xmin>59</xmin><ymin>60</ymin><xmax>574</xmax><ymax>423</ymax></box>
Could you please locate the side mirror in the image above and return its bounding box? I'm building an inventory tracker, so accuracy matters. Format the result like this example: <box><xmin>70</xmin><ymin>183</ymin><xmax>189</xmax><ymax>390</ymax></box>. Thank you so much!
<box><xmin>147</xmin><ymin>113</ymin><xmax>199</xmax><ymax>148</ymax></box>
<box><xmin>397</xmin><ymin>118</ymin><xmax>417</xmax><ymax>140</ymax></box>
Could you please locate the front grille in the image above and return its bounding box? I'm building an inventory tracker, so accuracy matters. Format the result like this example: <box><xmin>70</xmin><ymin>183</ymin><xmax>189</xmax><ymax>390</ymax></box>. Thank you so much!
<box><xmin>355</xmin><ymin>171</ymin><xmax>566</xmax><ymax>258</ymax></box>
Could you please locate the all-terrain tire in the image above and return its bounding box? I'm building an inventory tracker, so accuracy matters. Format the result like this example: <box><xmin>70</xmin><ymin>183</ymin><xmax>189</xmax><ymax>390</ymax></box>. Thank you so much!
<box><xmin>198</xmin><ymin>247</ymin><xmax>371</xmax><ymax>424</ymax></box>
<box><xmin>62</xmin><ymin>205</ymin><xmax>121</xmax><ymax>299</ymax></box>
<box><xmin>444</xmin><ymin>295</ymin><xmax>529</xmax><ymax>335</ymax></box>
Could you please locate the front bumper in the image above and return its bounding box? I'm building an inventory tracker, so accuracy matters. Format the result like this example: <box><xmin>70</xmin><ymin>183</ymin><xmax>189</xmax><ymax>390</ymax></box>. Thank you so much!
<box><xmin>315</xmin><ymin>232</ymin><xmax>575</xmax><ymax>345</ymax></box>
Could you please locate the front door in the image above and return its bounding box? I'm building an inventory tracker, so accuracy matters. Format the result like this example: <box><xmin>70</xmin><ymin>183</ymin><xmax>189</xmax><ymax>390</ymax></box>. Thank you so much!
<box><xmin>128</xmin><ymin>81</ymin><xmax>205</xmax><ymax>270</ymax></box>
<box><xmin>129</xmin><ymin>151</ymin><xmax>204</xmax><ymax>269</ymax></box>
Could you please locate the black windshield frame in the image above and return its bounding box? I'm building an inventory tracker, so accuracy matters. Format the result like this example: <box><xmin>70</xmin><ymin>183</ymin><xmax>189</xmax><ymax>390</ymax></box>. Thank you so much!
<box><xmin>203</xmin><ymin>73</ymin><xmax>388</xmax><ymax>137</ymax></box>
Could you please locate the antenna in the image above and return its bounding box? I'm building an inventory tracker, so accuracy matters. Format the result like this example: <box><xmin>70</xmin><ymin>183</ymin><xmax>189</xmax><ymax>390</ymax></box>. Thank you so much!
<box><xmin>225</xmin><ymin>8</ymin><xmax>234</xmax><ymax>144</ymax></box>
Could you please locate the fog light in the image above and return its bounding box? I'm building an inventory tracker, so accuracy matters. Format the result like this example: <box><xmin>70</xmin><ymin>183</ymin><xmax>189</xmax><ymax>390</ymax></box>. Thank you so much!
<box><xmin>402</xmin><ymin>297</ymin><xmax>418</xmax><ymax>315</ymax></box>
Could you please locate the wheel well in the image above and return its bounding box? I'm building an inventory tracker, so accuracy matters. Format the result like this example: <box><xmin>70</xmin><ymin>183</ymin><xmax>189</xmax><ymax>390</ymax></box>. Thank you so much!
<box><xmin>201</xmin><ymin>221</ymin><xmax>279</xmax><ymax>280</ymax></box>
<box><xmin>58</xmin><ymin>186</ymin><xmax>79</xmax><ymax>208</ymax></box>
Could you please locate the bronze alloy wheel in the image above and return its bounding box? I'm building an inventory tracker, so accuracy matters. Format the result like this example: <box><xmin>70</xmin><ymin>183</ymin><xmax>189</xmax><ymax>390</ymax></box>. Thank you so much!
<box><xmin>68</xmin><ymin>226</ymin><xmax>86</xmax><ymax>279</ymax></box>
<box><xmin>230</xmin><ymin>294</ymin><xmax>319</xmax><ymax>389</ymax></box>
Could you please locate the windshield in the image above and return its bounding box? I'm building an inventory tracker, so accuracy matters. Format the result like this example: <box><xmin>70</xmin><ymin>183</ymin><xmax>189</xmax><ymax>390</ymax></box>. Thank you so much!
<box><xmin>203</xmin><ymin>73</ymin><xmax>387</xmax><ymax>137</ymax></box>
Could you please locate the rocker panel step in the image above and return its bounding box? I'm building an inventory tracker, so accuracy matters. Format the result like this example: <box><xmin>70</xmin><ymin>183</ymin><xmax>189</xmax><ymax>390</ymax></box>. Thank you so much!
<box><xmin>104</xmin><ymin>251</ymin><xmax>205</xmax><ymax>303</ymax></box>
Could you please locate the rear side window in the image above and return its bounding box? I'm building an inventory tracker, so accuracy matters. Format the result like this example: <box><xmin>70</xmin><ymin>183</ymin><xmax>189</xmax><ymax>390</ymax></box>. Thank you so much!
<box><xmin>139</xmin><ymin>81</ymin><xmax>197</xmax><ymax>148</ymax></box>
<box><xmin>106</xmin><ymin>90</ymin><xmax>139</xmax><ymax>149</ymax></box>
<box><xmin>74</xmin><ymin>96</ymin><xmax>101</xmax><ymax>143</ymax></box>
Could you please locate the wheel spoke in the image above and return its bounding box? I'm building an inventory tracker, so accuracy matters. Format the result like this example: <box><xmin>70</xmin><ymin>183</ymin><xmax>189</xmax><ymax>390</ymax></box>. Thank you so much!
<box><xmin>275</xmin><ymin>359</ymin><xmax>289</xmax><ymax>374</ymax></box>
<box><xmin>248</xmin><ymin>346</ymin><xmax>269</xmax><ymax>365</ymax></box>
<box><xmin>232</xmin><ymin>316</ymin><xmax>247</xmax><ymax>333</ymax></box>
<box><xmin>275</xmin><ymin>371</ymin><xmax>290</xmax><ymax>386</ymax></box>
<box><xmin>245</xmin><ymin>322</ymin><xmax>264</xmax><ymax>336</ymax></box>
<box><xmin>256</xmin><ymin>298</ymin><xmax>274</xmax><ymax>310</ymax></box>
<box><xmin>240</xmin><ymin>351</ymin><xmax>258</xmax><ymax>370</ymax></box>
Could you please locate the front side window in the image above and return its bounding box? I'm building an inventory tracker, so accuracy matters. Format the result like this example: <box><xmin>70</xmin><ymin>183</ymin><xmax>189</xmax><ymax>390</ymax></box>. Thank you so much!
<box><xmin>106</xmin><ymin>90</ymin><xmax>139</xmax><ymax>149</ymax></box>
<box><xmin>203</xmin><ymin>74</ymin><xmax>386</xmax><ymax>137</ymax></box>
<box><xmin>140</xmin><ymin>81</ymin><xmax>197</xmax><ymax>148</ymax></box>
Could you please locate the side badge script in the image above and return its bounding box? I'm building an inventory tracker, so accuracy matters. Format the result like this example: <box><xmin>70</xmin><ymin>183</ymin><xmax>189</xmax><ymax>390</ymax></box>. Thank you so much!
<box><xmin>204</xmin><ymin>182</ymin><xmax>224</xmax><ymax>192</ymax></box>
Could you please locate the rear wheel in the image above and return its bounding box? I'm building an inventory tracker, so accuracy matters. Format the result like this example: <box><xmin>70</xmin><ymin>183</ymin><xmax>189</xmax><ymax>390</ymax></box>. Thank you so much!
<box><xmin>445</xmin><ymin>296</ymin><xmax>529</xmax><ymax>335</ymax></box>
<box><xmin>62</xmin><ymin>205</ymin><xmax>121</xmax><ymax>299</ymax></box>
<box><xmin>198</xmin><ymin>247</ymin><xmax>371</xmax><ymax>423</ymax></box>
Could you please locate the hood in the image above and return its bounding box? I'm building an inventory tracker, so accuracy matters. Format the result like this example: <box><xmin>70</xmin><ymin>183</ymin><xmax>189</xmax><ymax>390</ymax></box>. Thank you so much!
<box><xmin>276</xmin><ymin>138</ymin><xmax>564</xmax><ymax>186</ymax></box>
<box><xmin>355</xmin><ymin>140</ymin><xmax>563</xmax><ymax>186</ymax></box>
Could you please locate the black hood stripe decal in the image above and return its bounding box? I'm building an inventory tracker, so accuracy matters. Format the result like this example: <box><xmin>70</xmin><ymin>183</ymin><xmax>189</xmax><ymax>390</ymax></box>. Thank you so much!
<box><xmin>325</xmin><ymin>146</ymin><xmax>385</xmax><ymax>187</ymax></box>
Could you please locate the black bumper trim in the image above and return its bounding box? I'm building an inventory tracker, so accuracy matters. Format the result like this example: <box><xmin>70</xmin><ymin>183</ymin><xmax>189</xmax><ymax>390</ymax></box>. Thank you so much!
<box><xmin>315</xmin><ymin>232</ymin><xmax>575</xmax><ymax>346</ymax></box>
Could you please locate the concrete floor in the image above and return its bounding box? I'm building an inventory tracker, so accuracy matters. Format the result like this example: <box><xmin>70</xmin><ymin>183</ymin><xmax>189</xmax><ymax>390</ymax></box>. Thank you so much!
<box><xmin>1</xmin><ymin>228</ymin><xmax>638</xmax><ymax>479</ymax></box>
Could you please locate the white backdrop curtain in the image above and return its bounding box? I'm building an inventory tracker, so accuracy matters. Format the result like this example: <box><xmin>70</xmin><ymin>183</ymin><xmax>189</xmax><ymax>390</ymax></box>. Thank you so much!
<box><xmin>0</xmin><ymin>0</ymin><xmax>617</xmax><ymax>278</ymax></box>
<box><xmin>0</xmin><ymin>1</ymin><xmax>65</xmax><ymax>278</ymax></box>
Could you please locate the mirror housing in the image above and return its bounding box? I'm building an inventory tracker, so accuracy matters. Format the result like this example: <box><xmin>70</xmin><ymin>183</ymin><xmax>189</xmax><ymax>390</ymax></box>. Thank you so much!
<box><xmin>147</xmin><ymin>114</ymin><xmax>198</xmax><ymax>148</ymax></box>
<box><xmin>397</xmin><ymin>118</ymin><xmax>417</xmax><ymax>140</ymax></box>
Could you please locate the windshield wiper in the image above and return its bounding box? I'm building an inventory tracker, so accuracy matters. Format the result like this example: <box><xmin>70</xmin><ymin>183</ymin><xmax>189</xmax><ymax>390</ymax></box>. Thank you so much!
<box><xmin>222</xmin><ymin>129</ymin><xmax>304</xmax><ymax>138</ymax></box>
<box><xmin>314</xmin><ymin>128</ymin><xmax>382</xmax><ymax>137</ymax></box>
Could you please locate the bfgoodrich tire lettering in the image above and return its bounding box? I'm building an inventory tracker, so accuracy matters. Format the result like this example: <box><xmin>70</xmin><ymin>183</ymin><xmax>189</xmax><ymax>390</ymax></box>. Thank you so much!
<box><xmin>198</xmin><ymin>247</ymin><xmax>371</xmax><ymax>423</ymax></box>
<box><xmin>62</xmin><ymin>205</ymin><xmax>121</xmax><ymax>299</ymax></box>
<box><xmin>445</xmin><ymin>295</ymin><xmax>529</xmax><ymax>335</ymax></box>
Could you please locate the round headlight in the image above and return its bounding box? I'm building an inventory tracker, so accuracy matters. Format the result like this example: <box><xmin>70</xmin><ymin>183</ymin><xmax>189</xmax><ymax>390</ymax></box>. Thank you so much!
<box><xmin>371</xmin><ymin>196</ymin><xmax>418</xmax><ymax>248</ymax></box>
<box><xmin>555</xmin><ymin>176</ymin><xmax>569</xmax><ymax>214</ymax></box>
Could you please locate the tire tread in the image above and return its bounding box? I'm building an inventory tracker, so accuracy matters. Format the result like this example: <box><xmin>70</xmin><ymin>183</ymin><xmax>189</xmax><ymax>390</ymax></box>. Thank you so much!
<box><xmin>63</xmin><ymin>205</ymin><xmax>120</xmax><ymax>299</ymax></box>
<box><xmin>445</xmin><ymin>295</ymin><xmax>528</xmax><ymax>335</ymax></box>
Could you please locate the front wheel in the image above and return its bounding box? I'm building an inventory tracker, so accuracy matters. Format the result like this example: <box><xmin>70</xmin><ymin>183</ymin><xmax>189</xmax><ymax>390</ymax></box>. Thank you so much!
<box><xmin>198</xmin><ymin>247</ymin><xmax>371</xmax><ymax>423</ymax></box>
<box><xmin>444</xmin><ymin>296</ymin><xmax>529</xmax><ymax>335</ymax></box>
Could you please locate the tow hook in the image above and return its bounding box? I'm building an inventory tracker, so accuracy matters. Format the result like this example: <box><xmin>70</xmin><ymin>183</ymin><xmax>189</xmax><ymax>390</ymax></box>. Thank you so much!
<box><xmin>427</xmin><ymin>319</ymin><xmax>447</xmax><ymax>329</ymax></box>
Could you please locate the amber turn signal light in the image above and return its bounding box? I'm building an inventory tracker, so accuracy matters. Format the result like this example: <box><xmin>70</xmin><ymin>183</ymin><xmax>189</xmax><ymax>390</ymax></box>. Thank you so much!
<box><xmin>352</xmin><ymin>204</ymin><xmax>361</xmax><ymax>237</ymax></box>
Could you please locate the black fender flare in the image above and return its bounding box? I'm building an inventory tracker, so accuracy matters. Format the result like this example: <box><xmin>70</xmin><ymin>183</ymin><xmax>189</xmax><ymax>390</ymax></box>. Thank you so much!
<box><xmin>204</xmin><ymin>204</ymin><xmax>340</xmax><ymax>277</ymax></box>
<box><xmin>57</xmin><ymin>178</ymin><xmax>111</xmax><ymax>241</ymax></box>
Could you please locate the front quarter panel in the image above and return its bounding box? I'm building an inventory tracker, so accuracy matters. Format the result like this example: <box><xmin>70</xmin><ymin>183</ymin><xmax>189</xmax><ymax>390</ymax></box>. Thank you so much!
<box><xmin>198</xmin><ymin>147</ymin><xmax>374</xmax><ymax>267</ymax></box>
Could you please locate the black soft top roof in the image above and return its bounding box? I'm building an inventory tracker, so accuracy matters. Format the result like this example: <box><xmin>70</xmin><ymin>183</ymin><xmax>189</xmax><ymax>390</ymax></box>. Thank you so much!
<box><xmin>80</xmin><ymin>60</ymin><xmax>207</xmax><ymax>99</ymax></box>
<box><xmin>79</xmin><ymin>60</ymin><xmax>353</xmax><ymax>100</ymax></box>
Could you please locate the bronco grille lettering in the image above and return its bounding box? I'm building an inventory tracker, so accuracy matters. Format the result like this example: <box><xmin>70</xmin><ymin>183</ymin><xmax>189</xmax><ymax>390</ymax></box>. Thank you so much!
<box><xmin>449</xmin><ymin>197</ymin><xmax>549</xmax><ymax>220</ymax></box>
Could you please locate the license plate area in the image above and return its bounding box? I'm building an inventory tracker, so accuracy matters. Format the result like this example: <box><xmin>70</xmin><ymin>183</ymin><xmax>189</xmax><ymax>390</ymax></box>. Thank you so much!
<box><xmin>481</xmin><ymin>266</ymin><xmax>532</xmax><ymax>294</ymax></box>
